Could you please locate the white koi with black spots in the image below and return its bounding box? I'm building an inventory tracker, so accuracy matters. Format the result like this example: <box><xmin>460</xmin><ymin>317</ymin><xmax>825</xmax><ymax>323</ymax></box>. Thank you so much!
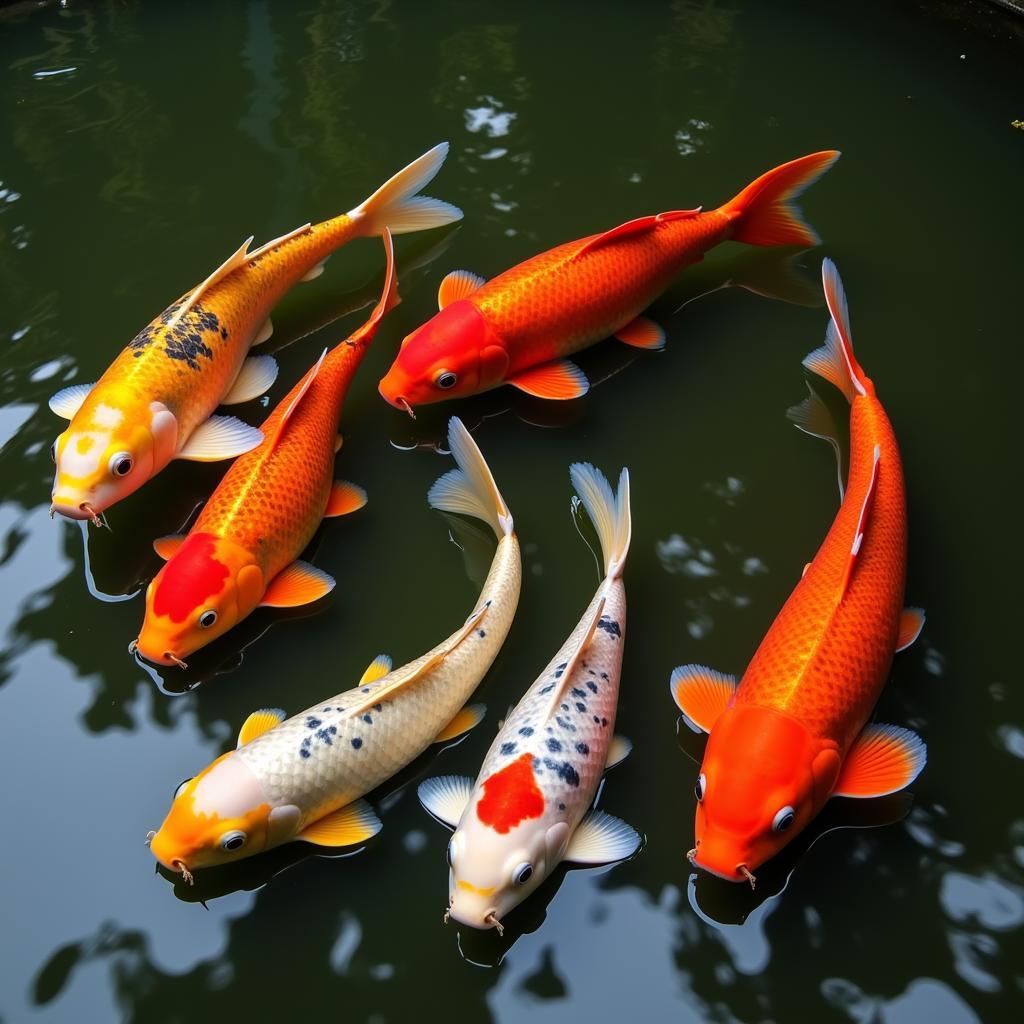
<box><xmin>419</xmin><ymin>463</ymin><xmax>641</xmax><ymax>933</ymax></box>
<box><xmin>149</xmin><ymin>418</ymin><xmax>521</xmax><ymax>880</ymax></box>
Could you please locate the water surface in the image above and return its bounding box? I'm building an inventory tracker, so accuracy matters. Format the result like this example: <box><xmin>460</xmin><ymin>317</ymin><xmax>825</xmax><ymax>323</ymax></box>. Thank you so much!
<box><xmin>1</xmin><ymin>1</ymin><xmax>1021</xmax><ymax>1021</ymax></box>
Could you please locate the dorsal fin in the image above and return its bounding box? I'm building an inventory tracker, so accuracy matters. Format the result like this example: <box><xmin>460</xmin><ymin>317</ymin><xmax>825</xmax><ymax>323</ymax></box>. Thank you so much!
<box><xmin>538</xmin><ymin>595</ymin><xmax>606</xmax><ymax>723</ymax></box>
<box><xmin>347</xmin><ymin>228</ymin><xmax>400</xmax><ymax>347</ymax></box>
<box><xmin>572</xmin><ymin>209</ymin><xmax>701</xmax><ymax>261</ymax></box>
<box><xmin>341</xmin><ymin>604</ymin><xmax>488</xmax><ymax>718</ymax></box>
<box><xmin>248</xmin><ymin>223</ymin><xmax>312</xmax><ymax>263</ymax></box>
<box><xmin>838</xmin><ymin>444</ymin><xmax>880</xmax><ymax>600</ymax></box>
<box><xmin>263</xmin><ymin>348</ymin><xmax>328</xmax><ymax>451</ymax></box>
<box><xmin>168</xmin><ymin>236</ymin><xmax>254</xmax><ymax>330</ymax></box>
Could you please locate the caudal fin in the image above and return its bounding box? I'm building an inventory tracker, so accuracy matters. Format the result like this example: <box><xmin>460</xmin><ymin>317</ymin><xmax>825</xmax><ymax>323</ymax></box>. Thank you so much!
<box><xmin>428</xmin><ymin>418</ymin><xmax>513</xmax><ymax>539</ymax></box>
<box><xmin>570</xmin><ymin>463</ymin><xmax>631</xmax><ymax>580</ymax></box>
<box><xmin>721</xmin><ymin>151</ymin><xmax>840</xmax><ymax>247</ymax></box>
<box><xmin>802</xmin><ymin>258</ymin><xmax>869</xmax><ymax>403</ymax></box>
<box><xmin>349</xmin><ymin>143</ymin><xmax>462</xmax><ymax>236</ymax></box>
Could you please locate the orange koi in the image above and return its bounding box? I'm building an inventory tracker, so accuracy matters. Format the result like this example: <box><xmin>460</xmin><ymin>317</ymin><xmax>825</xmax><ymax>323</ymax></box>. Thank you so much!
<box><xmin>379</xmin><ymin>151</ymin><xmax>838</xmax><ymax>411</ymax></box>
<box><xmin>49</xmin><ymin>145</ymin><xmax>459</xmax><ymax>524</ymax></box>
<box><xmin>670</xmin><ymin>260</ymin><xmax>926</xmax><ymax>887</ymax></box>
<box><xmin>133</xmin><ymin>232</ymin><xmax>400</xmax><ymax>668</ymax></box>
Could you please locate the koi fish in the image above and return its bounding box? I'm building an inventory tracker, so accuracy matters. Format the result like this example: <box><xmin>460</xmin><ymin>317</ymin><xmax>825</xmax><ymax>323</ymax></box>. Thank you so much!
<box><xmin>134</xmin><ymin>231</ymin><xmax>401</xmax><ymax>668</ymax></box>
<box><xmin>418</xmin><ymin>463</ymin><xmax>640</xmax><ymax>933</ymax></box>
<box><xmin>670</xmin><ymin>260</ymin><xmax>927</xmax><ymax>887</ymax></box>
<box><xmin>49</xmin><ymin>143</ymin><xmax>460</xmax><ymax>524</ymax></box>
<box><xmin>378</xmin><ymin>150</ymin><xmax>839</xmax><ymax>412</ymax></box>
<box><xmin>148</xmin><ymin>417</ymin><xmax>522</xmax><ymax>879</ymax></box>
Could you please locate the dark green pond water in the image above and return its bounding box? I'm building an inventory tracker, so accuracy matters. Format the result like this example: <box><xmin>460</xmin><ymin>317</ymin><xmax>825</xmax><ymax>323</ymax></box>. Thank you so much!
<box><xmin>2</xmin><ymin>1</ymin><xmax>1022</xmax><ymax>1021</ymax></box>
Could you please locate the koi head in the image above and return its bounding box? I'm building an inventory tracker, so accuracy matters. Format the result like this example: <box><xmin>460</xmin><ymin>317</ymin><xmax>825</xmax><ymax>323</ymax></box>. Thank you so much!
<box><xmin>136</xmin><ymin>533</ymin><xmax>264</xmax><ymax>667</ymax></box>
<box><xmin>378</xmin><ymin>300</ymin><xmax>508</xmax><ymax>410</ymax></box>
<box><xmin>690</xmin><ymin>705</ymin><xmax>841</xmax><ymax>883</ymax></box>
<box><xmin>444</xmin><ymin>754</ymin><xmax>565</xmax><ymax>930</ymax></box>
<box><xmin>150</xmin><ymin>752</ymin><xmax>298</xmax><ymax>879</ymax></box>
<box><xmin>50</xmin><ymin>398</ymin><xmax>178</xmax><ymax>521</ymax></box>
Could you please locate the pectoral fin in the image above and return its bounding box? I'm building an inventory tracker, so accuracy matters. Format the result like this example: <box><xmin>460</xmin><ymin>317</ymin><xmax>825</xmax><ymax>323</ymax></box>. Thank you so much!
<box><xmin>153</xmin><ymin>535</ymin><xmax>185</xmax><ymax>560</ymax></box>
<box><xmin>237</xmin><ymin>708</ymin><xmax>286</xmax><ymax>747</ymax></box>
<box><xmin>175</xmin><ymin>416</ymin><xmax>264</xmax><ymax>462</ymax></box>
<box><xmin>295</xmin><ymin>799</ymin><xmax>381</xmax><ymax>847</ymax></box>
<box><xmin>896</xmin><ymin>607</ymin><xmax>926</xmax><ymax>652</ymax></box>
<box><xmin>565</xmin><ymin>810</ymin><xmax>641</xmax><ymax>864</ymax></box>
<box><xmin>615</xmin><ymin>316</ymin><xmax>666</xmax><ymax>351</ymax></box>
<box><xmin>252</xmin><ymin>318</ymin><xmax>274</xmax><ymax>346</ymax></box>
<box><xmin>49</xmin><ymin>383</ymin><xmax>94</xmax><ymax>420</ymax></box>
<box><xmin>605</xmin><ymin>735</ymin><xmax>632</xmax><ymax>770</ymax></box>
<box><xmin>438</xmin><ymin>270</ymin><xmax>485</xmax><ymax>309</ymax></box>
<box><xmin>259</xmin><ymin>560</ymin><xmax>335</xmax><ymax>608</ymax></box>
<box><xmin>435</xmin><ymin>703</ymin><xmax>486</xmax><ymax>743</ymax></box>
<box><xmin>507</xmin><ymin>359</ymin><xmax>589</xmax><ymax>401</ymax></box>
<box><xmin>301</xmin><ymin>261</ymin><xmax>326</xmax><ymax>282</ymax></box>
<box><xmin>418</xmin><ymin>775</ymin><xmax>474</xmax><ymax>829</ymax></box>
<box><xmin>832</xmin><ymin>724</ymin><xmax>927</xmax><ymax>798</ymax></box>
<box><xmin>324</xmin><ymin>481</ymin><xmax>367</xmax><ymax>518</ymax></box>
<box><xmin>669</xmin><ymin>664</ymin><xmax>737</xmax><ymax>733</ymax></box>
<box><xmin>221</xmin><ymin>355</ymin><xmax>279</xmax><ymax>404</ymax></box>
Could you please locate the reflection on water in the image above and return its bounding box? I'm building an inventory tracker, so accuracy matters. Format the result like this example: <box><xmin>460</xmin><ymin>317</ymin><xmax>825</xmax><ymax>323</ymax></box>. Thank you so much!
<box><xmin>1</xmin><ymin>0</ymin><xmax>1022</xmax><ymax>1022</ymax></box>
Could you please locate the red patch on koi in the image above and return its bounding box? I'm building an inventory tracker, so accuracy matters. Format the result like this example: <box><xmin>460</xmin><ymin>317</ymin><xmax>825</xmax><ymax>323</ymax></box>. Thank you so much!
<box><xmin>153</xmin><ymin>533</ymin><xmax>228</xmax><ymax>623</ymax></box>
<box><xmin>476</xmin><ymin>753</ymin><xmax>545</xmax><ymax>834</ymax></box>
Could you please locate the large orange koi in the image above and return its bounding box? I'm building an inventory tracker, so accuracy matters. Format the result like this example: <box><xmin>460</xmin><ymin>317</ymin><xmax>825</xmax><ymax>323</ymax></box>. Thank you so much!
<box><xmin>670</xmin><ymin>260</ymin><xmax>926</xmax><ymax>886</ymax></box>
<box><xmin>49</xmin><ymin>144</ymin><xmax>459</xmax><ymax>524</ymax></box>
<box><xmin>378</xmin><ymin>151</ymin><xmax>838</xmax><ymax>411</ymax></box>
<box><xmin>133</xmin><ymin>232</ymin><xmax>399</xmax><ymax>668</ymax></box>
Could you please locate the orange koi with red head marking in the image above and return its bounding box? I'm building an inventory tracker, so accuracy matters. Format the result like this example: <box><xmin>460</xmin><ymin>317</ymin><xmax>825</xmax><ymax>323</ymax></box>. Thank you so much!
<box><xmin>670</xmin><ymin>260</ymin><xmax>927</xmax><ymax>886</ymax></box>
<box><xmin>134</xmin><ymin>232</ymin><xmax>400</xmax><ymax>668</ymax></box>
<box><xmin>379</xmin><ymin>151</ymin><xmax>839</xmax><ymax>411</ymax></box>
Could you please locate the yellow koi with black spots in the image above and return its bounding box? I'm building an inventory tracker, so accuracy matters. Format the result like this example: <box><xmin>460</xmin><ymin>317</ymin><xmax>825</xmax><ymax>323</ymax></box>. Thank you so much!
<box><xmin>49</xmin><ymin>144</ymin><xmax>461</xmax><ymax>524</ymax></box>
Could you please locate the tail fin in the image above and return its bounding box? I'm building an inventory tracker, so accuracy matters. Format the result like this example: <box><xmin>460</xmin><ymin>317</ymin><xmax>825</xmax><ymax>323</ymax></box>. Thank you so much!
<box><xmin>428</xmin><ymin>418</ymin><xmax>513</xmax><ymax>539</ymax></box>
<box><xmin>570</xmin><ymin>463</ymin><xmax>631</xmax><ymax>580</ymax></box>
<box><xmin>346</xmin><ymin>229</ymin><xmax>401</xmax><ymax>347</ymax></box>
<box><xmin>721</xmin><ymin>151</ymin><xmax>840</xmax><ymax>247</ymax></box>
<box><xmin>349</xmin><ymin>143</ymin><xmax>462</xmax><ymax>236</ymax></box>
<box><xmin>802</xmin><ymin>258</ymin><xmax>869</xmax><ymax>403</ymax></box>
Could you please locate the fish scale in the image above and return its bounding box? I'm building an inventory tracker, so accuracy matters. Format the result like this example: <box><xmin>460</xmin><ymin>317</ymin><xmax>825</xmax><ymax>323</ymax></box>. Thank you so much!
<box><xmin>193</xmin><ymin>339</ymin><xmax>362</xmax><ymax>582</ymax></box>
<box><xmin>237</xmin><ymin>537</ymin><xmax>519</xmax><ymax>825</ymax></box>
<box><xmin>473</xmin><ymin>580</ymin><xmax>625</xmax><ymax>826</ymax></box>
<box><xmin>474</xmin><ymin>217</ymin><xmax>727</xmax><ymax>371</ymax></box>
<box><xmin>739</xmin><ymin>395</ymin><xmax>905</xmax><ymax>750</ymax></box>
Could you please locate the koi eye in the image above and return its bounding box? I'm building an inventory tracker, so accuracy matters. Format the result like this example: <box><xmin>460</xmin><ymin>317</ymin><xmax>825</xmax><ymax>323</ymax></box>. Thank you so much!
<box><xmin>513</xmin><ymin>862</ymin><xmax>533</xmax><ymax>886</ymax></box>
<box><xmin>694</xmin><ymin>773</ymin><xmax>707</xmax><ymax>802</ymax></box>
<box><xmin>220</xmin><ymin>831</ymin><xmax>246</xmax><ymax>852</ymax></box>
<box><xmin>109</xmin><ymin>451</ymin><xmax>133</xmax><ymax>477</ymax></box>
<box><xmin>198</xmin><ymin>610</ymin><xmax>218</xmax><ymax>629</ymax></box>
<box><xmin>173</xmin><ymin>777</ymin><xmax>193</xmax><ymax>800</ymax></box>
<box><xmin>50</xmin><ymin>440</ymin><xmax>57</xmax><ymax>463</ymax></box>
<box><xmin>772</xmin><ymin>806</ymin><xmax>795</xmax><ymax>833</ymax></box>
<box><xmin>446</xmin><ymin>838</ymin><xmax>455</xmax><ymax>867</ymax></box>
<box><xmin>434</xmin><ymin>370</ymin><xmax>458</xmax><ymax>390</ymax></box>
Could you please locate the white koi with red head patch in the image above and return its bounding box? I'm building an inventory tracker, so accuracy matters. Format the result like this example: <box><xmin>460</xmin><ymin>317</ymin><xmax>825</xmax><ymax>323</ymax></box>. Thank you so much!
<box><xmin>149</xmin><ymin>418</ymin><xmax>522</xmax><ymax>882</ymax></box>
<box><xmin>419</xmin><ymin>464</ymin><xmax>641</xmax><ymax>932</ymax></box>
